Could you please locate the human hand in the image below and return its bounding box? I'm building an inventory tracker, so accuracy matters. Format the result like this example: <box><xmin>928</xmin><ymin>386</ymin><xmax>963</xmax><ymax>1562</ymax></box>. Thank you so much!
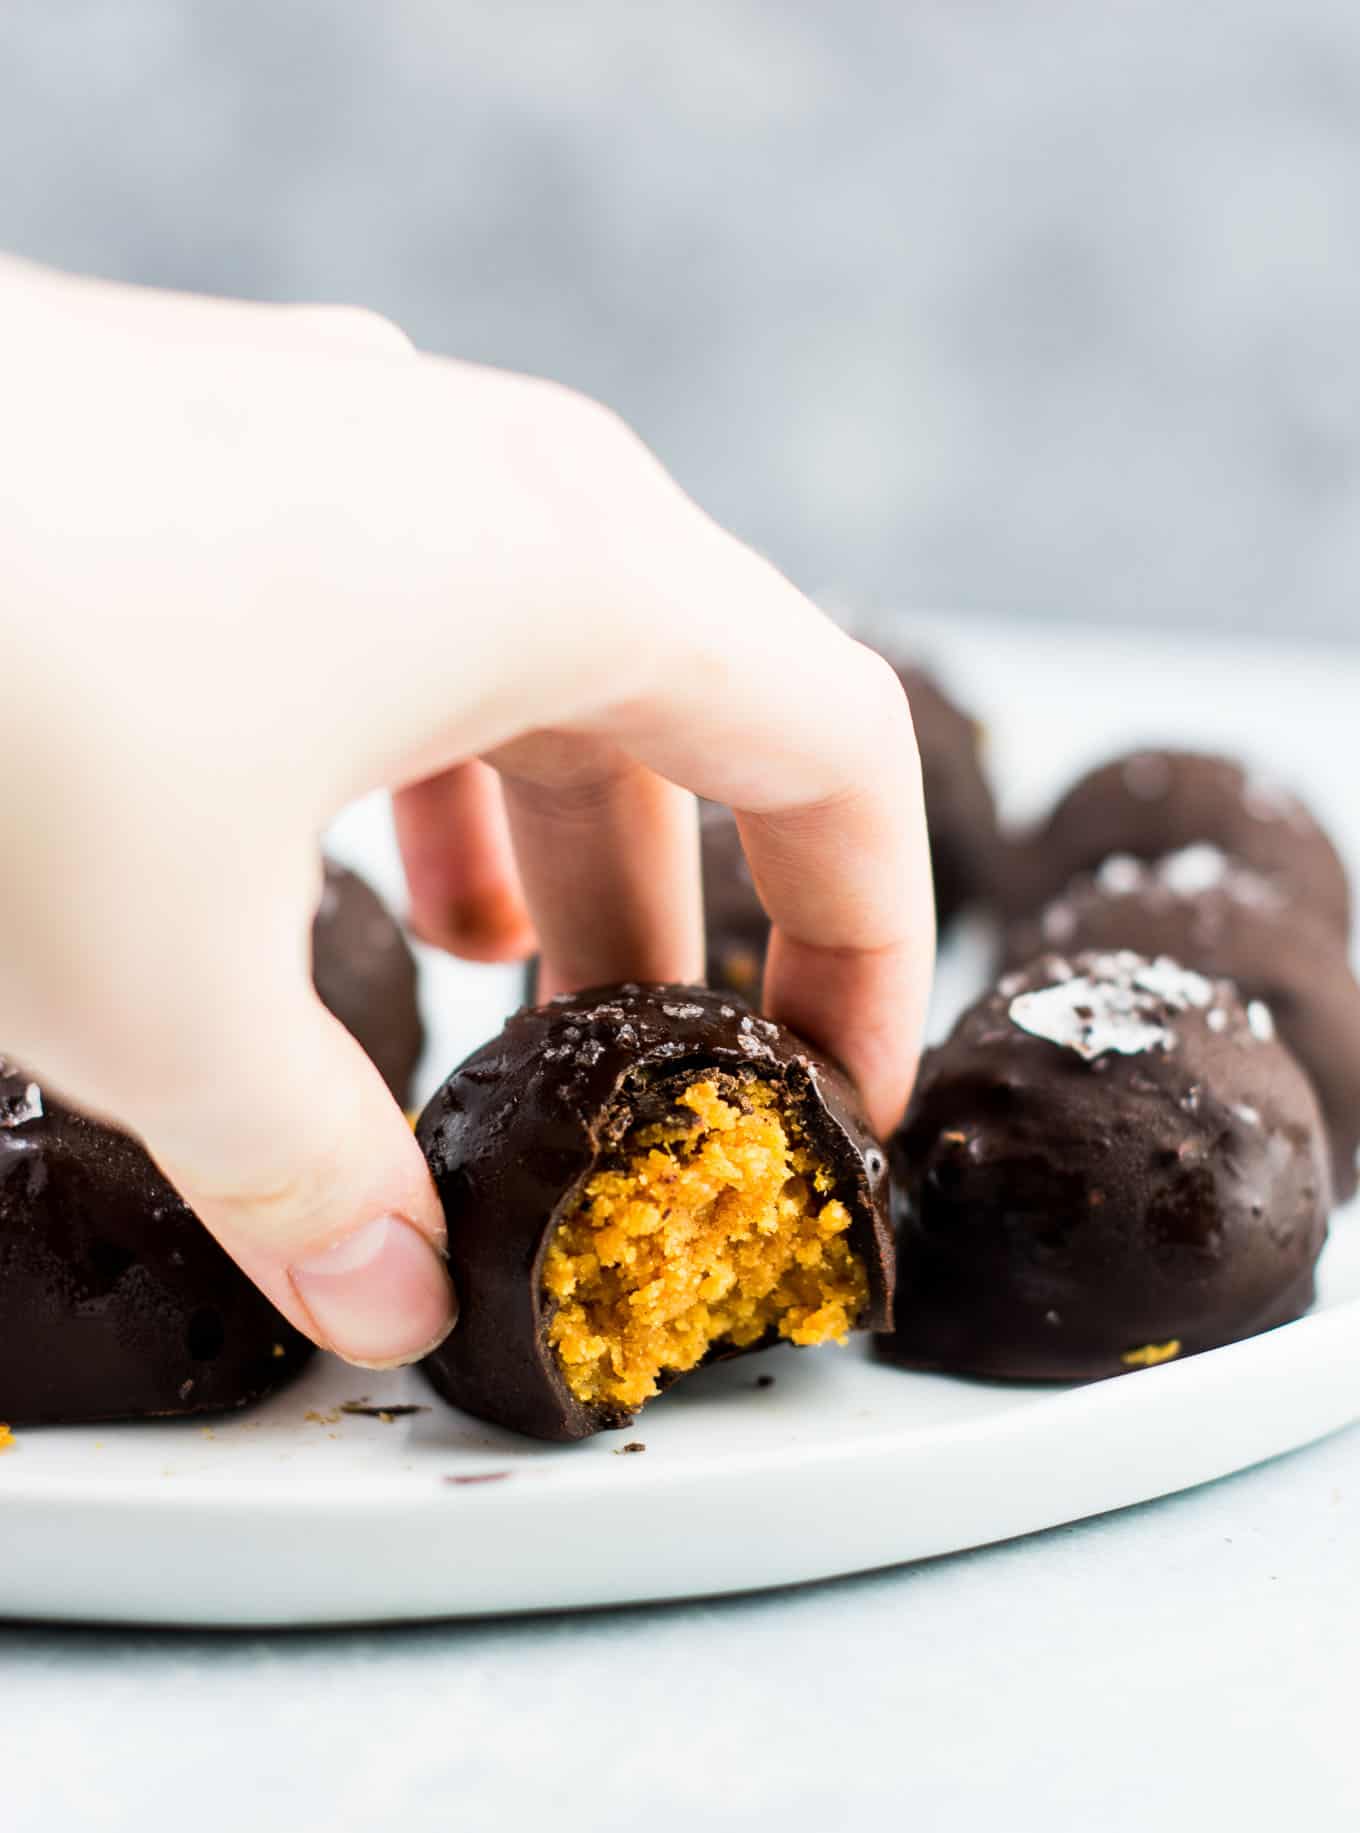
<box><xmin>0</xmin><ymin>256</ymin><xmax>934</xmax><ymax>1368</ymax></box>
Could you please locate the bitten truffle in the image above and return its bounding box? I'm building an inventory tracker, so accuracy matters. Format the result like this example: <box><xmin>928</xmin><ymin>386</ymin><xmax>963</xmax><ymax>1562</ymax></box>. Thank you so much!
<box><xmin>702</xmin><ymin>659</ymin><xmax>998</xmax><ymax>997</ymax></box>
<box><xmin>1006</xmin><ymin>847</ymin><xmax>1360</xmax><ymax>1202</ymax></box>
<box><xmin>1006</xmin><ymin>749</ymin><xmax>1351</xmax><ymax>936</ymax></box>
<box><xmin>0</xmin><ymin>1063</ymin><xmax>312</xmax><ymax>1426</ymax></box>
<box><xmin>883</xmin><ymin>949</ymin><xmax>1330</xmax><ymax>1381</ymax></box>
<box><xmin>312</xmin><ymin>859</ymin><xmax>424</xmax><ymax>1103</ymax></box>
<box><xmin>418</xmin><ymin>983</ymin><xmax>894</xmax><ymax>1441</ymax></box>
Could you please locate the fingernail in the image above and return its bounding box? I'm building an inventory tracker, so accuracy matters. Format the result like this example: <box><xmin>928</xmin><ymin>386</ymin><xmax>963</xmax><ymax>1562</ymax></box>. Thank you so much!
<box><xmin>289</xmin><ymin>1215</ymin><xmax>456</xmax><ymax>1368</ymax></box>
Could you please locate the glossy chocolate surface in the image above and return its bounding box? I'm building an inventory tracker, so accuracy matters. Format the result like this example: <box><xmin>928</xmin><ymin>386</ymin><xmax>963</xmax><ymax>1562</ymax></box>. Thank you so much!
<box><xmin>418</xmin><ymin>983</ymin><xmax>894</xmax><ymax>1441</ymax></box>
<box><xmin>0</xmin><ymin>1065</ymin><xmax>311</xmax><ymax>1426</ymax></box>
<box><xmin>884</xmin><ymin>949</ymin><xmax>1330</xmax><ymax>1381</ymax></box>
<box><xmin>1007</xmin><ymin>749</ymin><xmax>1351</xmax><ymax>936</ymax></box>
<box><xmin>1006</xmin><ymin>849</ymin><xmax>1360</xmax><ymax>1201</ymax></box>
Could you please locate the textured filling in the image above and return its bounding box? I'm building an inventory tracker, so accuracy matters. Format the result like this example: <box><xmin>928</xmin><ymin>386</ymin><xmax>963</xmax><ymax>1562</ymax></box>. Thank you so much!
<box><xmin>542</xmin><ymin>1077</ymin><xmax>868</xmax><ymax>1410</ymax></box>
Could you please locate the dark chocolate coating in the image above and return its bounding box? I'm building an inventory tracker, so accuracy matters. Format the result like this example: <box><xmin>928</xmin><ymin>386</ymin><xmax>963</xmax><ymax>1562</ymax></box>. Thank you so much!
<box><xmin>0</xmin><ymin>1065</ymin><xmax>312</xmax><ymax>1426</ymax></box>
<box><xmin>702</xmin><ymin>660</ymin><xmax>998</xmax><ymax>996</ymax></box>
<box><xmin>1006</xmin><ymin>851</ymin><xmax>1360</xmax><ymax>1202</ymax></box>
<box><xmin>883</xmin><ymin>949</ymin><xmax>1330</xmax><ymax>1381</ymax></box>
<box><xmin>418</xmin><ymin>983</ymin><xmax>894</xmax><ymax>1441</ymax></box>
<box><xmin>312</xmin><ymin>859</ymin><xmax>424</xmax><ymax>1104</ymax></box>
<box><xmin>1007</xmin><ymin>750</ymin><xmax>1350</xmax><ymax>936</ymax></box>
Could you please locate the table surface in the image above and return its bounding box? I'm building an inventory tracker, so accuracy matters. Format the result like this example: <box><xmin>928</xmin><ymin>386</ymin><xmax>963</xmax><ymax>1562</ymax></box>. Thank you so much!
<box><xmin>4</xmin><ymin>613</ymin><xmax>1360</xmax><ymax>1829</ymax></box>
<box><xmin>3</xmin><ymin>1425</ymin><xmax>1358</xmax><ymax>1831</ymax></box>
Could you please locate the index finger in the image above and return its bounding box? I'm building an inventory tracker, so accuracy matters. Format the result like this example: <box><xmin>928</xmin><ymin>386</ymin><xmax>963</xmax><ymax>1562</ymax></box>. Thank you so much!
<box><xmin>594</xmin><ymin>568</ymin><xmax>935</xmax><ymax>1138</ymax></box>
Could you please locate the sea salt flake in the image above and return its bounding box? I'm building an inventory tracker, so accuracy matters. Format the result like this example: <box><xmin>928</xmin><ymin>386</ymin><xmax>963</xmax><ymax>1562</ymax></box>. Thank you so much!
<box><xmin>1206</xmin><ymin>1008</ymin><xmax>1229</xmax><ymax>1033</ymax></box>
<box><xmin>1130</xmin><ymin>958</ymin><xmax>1212</xmax><ymax>1008</ymax></box>
<box><xmin>1008</xmin><ymin>954</ymin><xmax>1208</xmax><ymax>1063</ymax></box>
<box><xmin>0</xmin><ymin>1081</ymin><xmax>42</xmax><ymax>1129</ymax></box>
<box><xmin>1095</xmin><ymin>854</ymin><xmax>1144</xmax><ymax>896</ymax></box>
<box><xmin>1247</xmin><ymin>1000</ymin><xmax>1276</xmax><ymax>1042</ymax></box>
<box><xmin>1156</xmin><ymin>844</ymin><xmax>1229</xmax><ymax>897</ymax></box>
<box><xmin>661</xmin><ymin>1003</ymin><xmax>705</xmax><ymax>1021</ymax></box>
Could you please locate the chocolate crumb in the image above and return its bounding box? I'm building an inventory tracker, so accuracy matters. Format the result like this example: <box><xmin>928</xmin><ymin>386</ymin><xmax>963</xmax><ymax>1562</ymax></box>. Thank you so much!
<box><xmin>754</xmin><ymin>1374</ymin><xmax>776</xmax><ymax>1389</ymax></box>
<box><xmin>444</xmin><ymin>1470</ymin><xmax>513</xmax><ymax>1486</ymax></box>
<box><xmin>339</xmin><ymin>1402</ymin><xmax>430</xmax><ymax>1420</ymax></box>
<box><xmin>615</xmin><ymin>1440</ymin><xmax>647</xmax><ymax>1454</ymax></box>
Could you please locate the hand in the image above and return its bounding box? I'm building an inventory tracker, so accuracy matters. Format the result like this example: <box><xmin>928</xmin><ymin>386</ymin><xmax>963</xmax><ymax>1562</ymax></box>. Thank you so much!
<box><xmin>0</xmin><ymin>256</ymin><xmax>934</xmax><ymax>1368</ymax></box>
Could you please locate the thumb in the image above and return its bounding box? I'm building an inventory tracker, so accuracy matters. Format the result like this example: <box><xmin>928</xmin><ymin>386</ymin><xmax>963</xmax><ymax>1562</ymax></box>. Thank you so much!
<box><xmin>144</xmin><ymin>987</ymin><xmax>456</xmax><ymax>1371</ymax></box>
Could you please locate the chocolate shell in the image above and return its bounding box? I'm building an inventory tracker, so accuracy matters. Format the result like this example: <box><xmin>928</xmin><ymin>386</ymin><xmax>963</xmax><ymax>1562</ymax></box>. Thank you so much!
<box><xmin>1007</xmin><ymin>749</ymin><xmax>1350</xmax><ymax>936</ymax></box>
<box><xmin>1006</xmin><ymin>847</ymin><xmax>1360</xmax><ymax>1202</ymax></box>
<box><xmin>0</xmin><ymin>1065</ymin><xmax>312</xmax><ymax>1426</ymax></box>
<box><xmin>312</xmin><ymin>859</ymin><xmax>424</xmax><ymax>1103</ymax></box>
<box><xmin>883</xmin><ymin>949</ymin><xmax>1330</xmax><ymax>1381</ymax></box>
<box><xmin>418</xmin><ymin>983</ymin><xmax>894</xmax><ymax>1441</ymax></box>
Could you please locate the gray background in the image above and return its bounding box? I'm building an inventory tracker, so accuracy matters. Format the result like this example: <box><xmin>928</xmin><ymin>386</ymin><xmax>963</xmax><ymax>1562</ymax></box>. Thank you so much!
<box><xmin>2</xmin><ymin>1</ymin><xmax>1359</xmax><ymax>640</ymax></box>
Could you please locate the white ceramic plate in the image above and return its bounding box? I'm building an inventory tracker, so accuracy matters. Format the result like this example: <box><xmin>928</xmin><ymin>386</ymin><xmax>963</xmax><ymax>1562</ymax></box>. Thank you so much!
<box><xmin>3</xmin><ymin>615</ymin><xmax>1359</xmax><ymax>1627</ymax></box>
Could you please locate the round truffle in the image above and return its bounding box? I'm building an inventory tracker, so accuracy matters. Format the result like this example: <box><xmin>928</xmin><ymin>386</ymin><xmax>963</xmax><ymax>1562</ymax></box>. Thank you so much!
<box><xmin>883</xmin><ymin>949</ymin><xmax>1331</xmax><ymax>1381</ymax></box>
<box><xmin>312</xmin><ymin>859</ymin><xmax>424</xmax><ymax>1104</ymax></box>
<box><xmin>1006</xmin><ymin>847</ymin><xmax>1360</xmax><ymax>1202</ymax></box>
<box><xmin>702</xmin><ymin>660</ymin><xmax>998</xmax><ymax>997</ymax></box>
<box><xmin>1007</xmin><ymin>750</ymin><xmax>1350</xmax><ymax>938</ymax></box>
<box><xmin>418</xmin><ymin>983</ymin><xmax>894</xmax><ymax>1441</ymax></box>
<box><xmin>0</xmin><ymin>1063</ymin><xmax>312</xmax><ymax>1426</ymax></box>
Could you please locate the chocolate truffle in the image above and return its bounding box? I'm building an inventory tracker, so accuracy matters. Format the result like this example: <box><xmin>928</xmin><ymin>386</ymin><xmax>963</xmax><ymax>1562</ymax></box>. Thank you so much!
<box><xmin>702</xmin><ymin>660</ymin><xmax>999</xmax><ymax>996</ymax></box>
<box><xmin>312</xmin><ymin>859</ymin><xmax>424</xmax><ymax>1103</ymax></box>
<box><xmin>0</xmin><ymin>1062</ymin><xmax>312</xmax><ymax>1426</ymax></box>
<box><xmin>1007</xmin><ymin>749</ymin><xmax>1350</xmax><ymax>937</ymax></box>
<box><xmin>1006</xmin><ymin>847</ymin><xmax>1360</xmax><ymax>1202</ymax></box>
<box><xmin>418</xmin><ymin>983</ymin><xmax>893</xmax><ymax>1441</ymax></box>
<box><xmin>884</xmin><ymin>949</ymin><xmax>1330</xmax><ymax>1382</ymax></box>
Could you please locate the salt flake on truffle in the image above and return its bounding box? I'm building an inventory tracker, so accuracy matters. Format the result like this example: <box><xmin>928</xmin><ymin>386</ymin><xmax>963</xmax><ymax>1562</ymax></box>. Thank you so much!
<box><xmin>1008</xmin><ymin>954</ymin><xmax>1210</xmax><ymax>1062</ymax></box>
<box><xmin>1095</xmin><ymin>854</ymin><xmax>1144</xmax><ymax>896</ymax></box>
<box><xmin>0</xmin><ymin>1080</ymin><xmax>42</xmax><ymax>1128</ymax></box>
<box><xmin>1247</xmin><ymin>1000</ymin><xmax>1276</xmax><ymax>1041</ymax></box>
<box><xmin>1156</xmin><ymin>844</ymin><xmax>1230</xmax><ymax>897</ymax></box>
